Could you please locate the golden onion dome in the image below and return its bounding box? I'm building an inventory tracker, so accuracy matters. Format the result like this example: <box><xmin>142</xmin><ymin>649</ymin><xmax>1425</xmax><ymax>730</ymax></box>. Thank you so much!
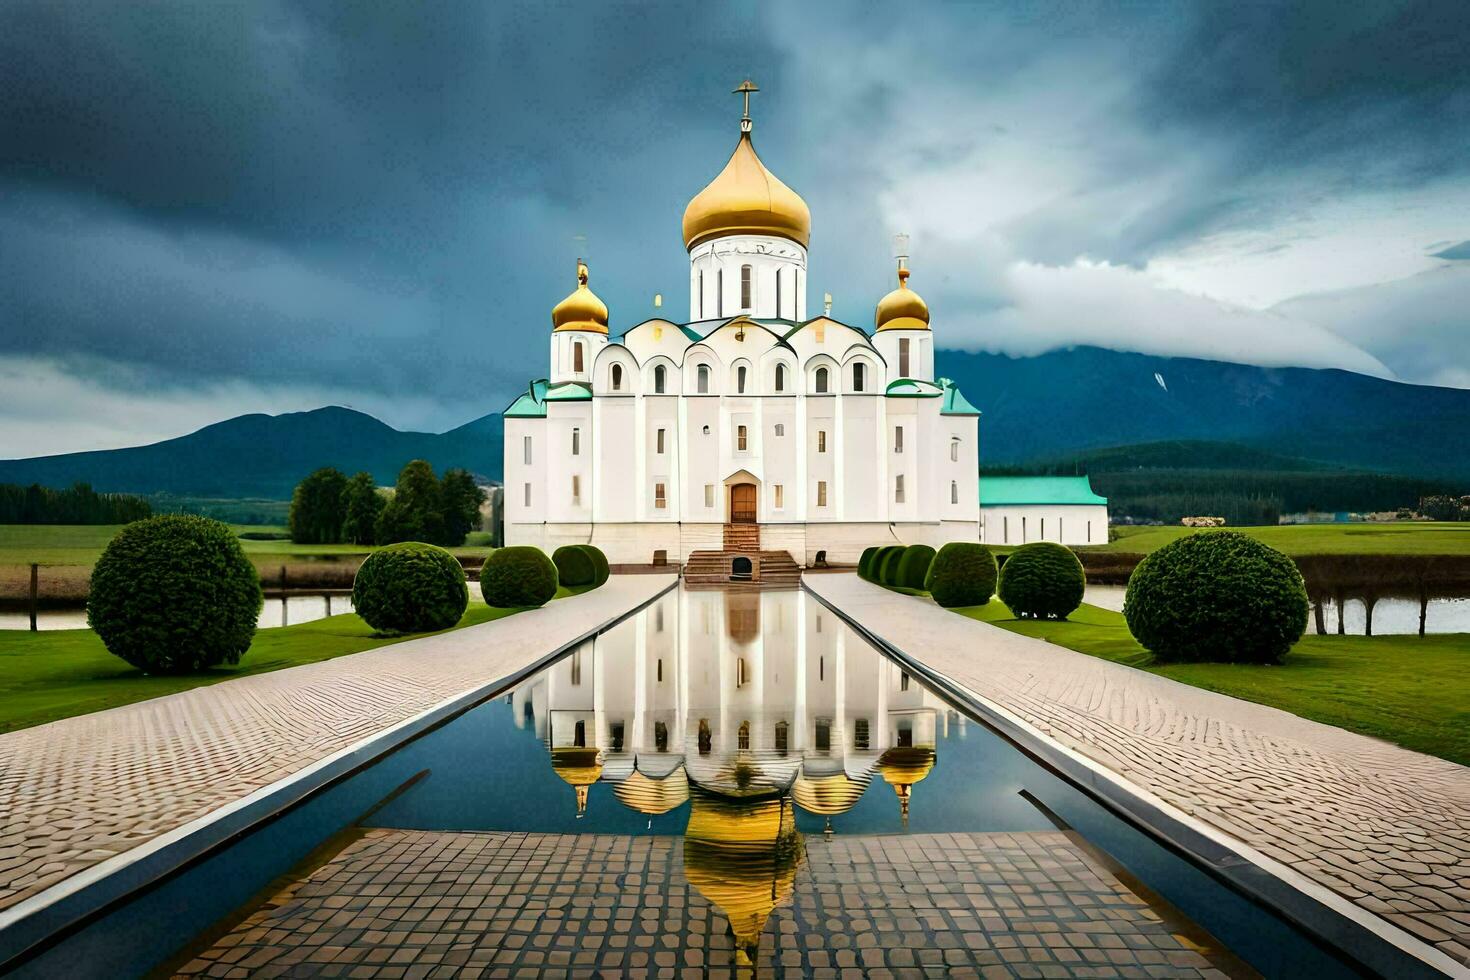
<box><xmin>877</xmin><ymin>746</ymin><xmax>936</xmax><ymax>826</ymax></box>
<box><xmin>681</xmin><ymin>91</ymin><xmax>810</xmax><ymax>251</ymax></box>
<box><xmin>683</xmin><ymin>788</ymin><xmax>804</xmax><ymax>966</ymax></box>
<box><xmin>551</xmin><ymin>261</ymin><xmax>609</xmax><ymax>334</ymax></box>
<box><xmin>874</xmin><ymin>267</ymin><xmax>930</xmax><ymax>332</ymax></box>
<box><xmin>791</xmin><ymin>771</ymin><xmax>872</xmax><ymax>817</ymax></box>
<box><xmin>551</xmin><ymin>746</ymin><xmax>603</xmax><ymax>816</ymax></box>
<box><xmin>613</xmin><ymin>768</ymin><xmax>691</xmax><ymax>816</ymax></box>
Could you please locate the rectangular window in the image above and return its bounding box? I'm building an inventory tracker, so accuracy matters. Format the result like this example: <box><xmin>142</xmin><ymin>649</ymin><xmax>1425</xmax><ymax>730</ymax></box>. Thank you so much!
<box><xmin>817</xmin><ymin>481</ymin><xmax>828</xmax><ymax>507</ymax></box>
<box><xmin>815</xmin><ymin>719</ymin><xmax>831</xmax><ymax>752</ymax></box>
<box><xmin>656</xmin><ymin>428</ymin><xmax>666</xmax><ymax>454</ymax></box>
<box><xmin>817</xmin><ymin>430</ymin><xmax>827</xmax><ymax>453</ymax></box>
<box><xmin>523</xmin><ymin>483</ymin><xmax>531</xmax><ymax>507</ymax></box>
<box><xmin>523</xmin><ymin>435</ymin><xmax>532</xmax><ymax>465</ymax></box>
<box><xmin>900</xmin><ymin>671</ymin><xmax>910</xmax><ymax>692</ymax></box>
<box><xmin>951</xmin><ymin>481</ymin><xmax>959</xmax><ymax>505</ymax></box>
<box><xmin>899</xmin><ymin>337</ymin><xmax>910</xmax><ymax>377</ymax></box>
<box><xmin>704</xmin><ymin>484</ymin><xmax>715</xmax><ymax>508</ymax></box>
<box><xmin>737</xmin><ymin>425</ymin><xmax>748</xmax><ymax>451</ymax></box>
<box><xmin>654</xmin><ymin>483</ymin><xmax>667</xmax><ymax>509</ymax></box>
<box><xmin>951</xmin><ymin>438</ymin><xmax>959</xmax><ymax>462</ymax></box>
<box><xmin>895</xmin><ymin>474</ymin><xmax>905</xmax><ymax>503</ymax></box>
<box><xmin>571</xmin><ymin>474</ymin><xmax>580</xmax><ymax>504</ymax></box>
<box><xmin>573</xmin><ymin>342</ymin><xmax>584</xmax><ymax>373</ymax></box>
<box><xmin>775</xmin><ymin>268</ymin><xmax>782</xmax><ymax>318</ymax></box>
<box><xmin>571</xmin><ymin>428</ymin><xmax>580</xmax><ymax>456</ymax></box>
<box><xmin>853</xmin><ymin>718</ymin><xmax>870</xmax><ymax>751</ymax></box>
<box><xmin>774</xmin><ymin>485</ymin><xmax>784</xmax><ymax>509</ymax></box>
<box><xmin>698</xmin><ymin>270</ymin><xmax>704</xmax><ymax>319</ymax></box>
<box><xmin>740</xmin><ymin>265</ymin><xmax>752</xmax><ymax>309</ymax></box>
<box><xmin>894</xmin><ymin>426</ymin><xmax>903</xmax><ymax>453</ymax></box>
<box><xmin>852</xmin><ymin>362</ymin><xmax>865</xmax><ymax>391</ymax></box>
<box><xmin>774</xmin><ymin>423</ymin><xmax>784</xmax><ymax>436</ymax></box>
<box><xmin>718</xmin><ymin>268</ymin><xmax>724</xmax><ymax>317</ymax></box>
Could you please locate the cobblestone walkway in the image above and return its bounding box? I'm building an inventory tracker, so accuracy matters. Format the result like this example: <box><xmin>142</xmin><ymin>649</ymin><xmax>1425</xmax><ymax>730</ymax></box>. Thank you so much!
<box><xmin>175</xmin><ymin>828</ymin><xmax>1230</xmax><ymax>978</ymax></box>
<box><xmin>806</xmin><ymin>574</ymin><xmax>1470</xmax><ymax>969</ymax></box>
<box><xmin>0</xmin><ymin>576</ymin><xmax>675</xmax><ymax>916</ymax></box>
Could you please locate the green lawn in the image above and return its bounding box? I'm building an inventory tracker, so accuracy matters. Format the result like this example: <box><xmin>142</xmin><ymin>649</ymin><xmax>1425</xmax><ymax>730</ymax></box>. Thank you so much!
<box><xmin>0</xmin><ymin>524</ymin><xmax>493</xmax><ymax>566</ymax></box>
<box><xmin>1083</xmin><ymin>522</ymin><xmax>1470</xmax><ymax>556</ymax></box>
<box><xmin>0</xmin><ymin>585</ymin><xmax>584</xmax><ymax>734</ymax></box>
<box><xmin>951</xmin><ymin>598</ymin><xmax>1470</xmax><ymax>766</ymax></box>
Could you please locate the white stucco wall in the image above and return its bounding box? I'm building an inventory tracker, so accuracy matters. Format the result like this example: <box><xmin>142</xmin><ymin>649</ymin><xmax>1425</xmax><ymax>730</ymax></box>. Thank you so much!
<box><xmin>979</xmin><ymin>505</ymin><xmax>1109</xmax><ymax>546</ymax></box>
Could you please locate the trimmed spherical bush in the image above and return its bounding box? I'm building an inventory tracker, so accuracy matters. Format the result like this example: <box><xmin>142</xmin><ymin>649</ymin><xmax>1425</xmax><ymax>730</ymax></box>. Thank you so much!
<box><xmin>352</xmin><ymin>542</ymin><xmax>468</xmax><ymax>634</ymax></box>
<box><xmin>482</xmin><ymin>546</ymin><xmax>559</xmax><ymax>608</ymax></box>
<box><xmin>578</xmin><ymin>545</ymin><xmax>610</xmax><ymax>587</ymax></box>
<box><xmin>924</xmin><ymin>542</ymin><xmax>998</xmax><ymax>608</ymax></box>
<box><xmin>1124</xmin><ymin>531</ymin><xmax>1308</xmax><ymax>664</ymax></box>
<box><xmin>997</xmin><ymin>542</ymin><xmax>1085</xmax><ymax>619</ymax></box>
<box><xmin>877</xmin><ymin>546</ymin><xmax>907</xmax><ymax>586</ymax></box>
<box><xmin>553</xmin><ymin>545</ymin><xmax>597</xmax><ymax>587</ymax></box>
<box><xmin>895</xmin><ymin>545</ymin><xmax>936</xmax><ymax>590</ymax></box>
<box><xmin>857</xmin><ymin>546</ymin><xmax>880</xmax><ymax>581</ymax></box>
<box><xmin>87</xmin><ymin>515</ymin><xmax>263</xmax><ymax>674</ymax></box>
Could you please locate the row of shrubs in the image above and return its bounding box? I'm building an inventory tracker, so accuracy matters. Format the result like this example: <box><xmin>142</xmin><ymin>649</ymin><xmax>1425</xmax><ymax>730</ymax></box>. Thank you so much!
<box><xmin>86</xmin><ymin>515</ymin><xmax>611</xmax><ymax>675</ymax></box>
<box><xmin>857</xmin><ymin>531</ymin><xmax>1310</xmax><ymax>665</ymax></box>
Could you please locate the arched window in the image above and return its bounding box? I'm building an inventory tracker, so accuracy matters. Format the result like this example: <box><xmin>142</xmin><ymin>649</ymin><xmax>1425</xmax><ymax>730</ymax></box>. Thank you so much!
<box><xmin>775</xmin><ymin>363</ymin><xmax>786</xmax><ymax>392</ymax></box>
<box><xmin>573</xmin><ymin>341</ymin><xmax>584</xmax><ymax>373</ymax></box>
<box><xmin>610</xmin><ymin>363</ymin><xmax>623</xmax><ymax>391</ymax></box>
<box><xmin>815</xmin><ymin>366</ymin><xmax>829</xmax><ymax>393</ymax></box>
<box><xmin>737</xmin><ymin>365</ymin><xmax>747</xmax><ymax>393</ymax></box>
<box><xmin>654</xmin><ymin>365</ymin><xmax>666</xmax><ymax>394</ymax></box>
<box><xmin>852</xmin><ymin>362</ymin><xmax>866</xmax><ymax>392</ymax></box>
<box><xmin>899</xmin><ymin>337</ymin><xmax>911</xmax><ymax>377</ymax></box>
<box><xmin>740</xmin><ymin>265</ymin><xmax>752</xmax><ymax>309</ymax></box>
<box><xmin>697</xmin><ymin>364</ymin><xmax>710</xmax><ymax>393</ymax></box>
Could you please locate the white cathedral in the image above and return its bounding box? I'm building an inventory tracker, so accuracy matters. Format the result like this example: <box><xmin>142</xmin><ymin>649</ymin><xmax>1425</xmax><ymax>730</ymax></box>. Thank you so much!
<box><xmin>503</xmin><ymin>84</ymin><xmax>1106</xmax><ymax>568</ymax></box>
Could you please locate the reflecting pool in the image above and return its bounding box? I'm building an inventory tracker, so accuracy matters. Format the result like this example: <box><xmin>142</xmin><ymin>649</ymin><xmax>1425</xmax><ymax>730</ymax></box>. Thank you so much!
<box><xmin>22</xmin><ymin>586</ymin><xmax>1369</xmax><ymax>979</ymax></box>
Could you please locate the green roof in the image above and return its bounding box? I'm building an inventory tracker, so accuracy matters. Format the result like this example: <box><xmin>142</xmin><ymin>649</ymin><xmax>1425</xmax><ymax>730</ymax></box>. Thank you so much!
<box><xmin>504</xmin><ymin>379</ymin><xmax>549</xmax><ymax>418</ymax></box>
<box><xmin>938</xmin><ymin>377</ymin><xmax>979</xmax><ymax>415</ymax></box>
<box><xmin>885</xmin><ymin>378</ymin><xmax>943</xmax><ymax>398</ymax></box>
<box><xmin>679</xmin><ymin>325</ymin><xmax>704</xmax><ymax>342</ymax></box>
<box><xmin>544</xmin><ymin>381</ymin><xmax>592</xmax><ymax>401</ymax></box>
<box><xmin>979</xmin><ymin>476</ymin><xmax>1108</xmax><ymax>507</ymax></box>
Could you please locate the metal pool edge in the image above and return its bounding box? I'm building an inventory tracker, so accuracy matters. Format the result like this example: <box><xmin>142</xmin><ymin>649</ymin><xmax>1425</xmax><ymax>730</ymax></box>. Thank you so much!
<box><xmin>801</xmin><ymin>576</ymin><xmax>1467</xmax><ymax>980</ymax></box>
<box><xmin>0</xmin><ymin>575</ymin><xmax>681</xmax><ymax>974</ymax></box>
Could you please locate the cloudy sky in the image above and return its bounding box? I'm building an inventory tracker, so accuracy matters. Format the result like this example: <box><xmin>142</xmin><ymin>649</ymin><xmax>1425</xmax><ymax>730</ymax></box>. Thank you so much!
<box><xmin>2</xmin><ymin>1</ymin><xmax>1468</xmax><ymax>456</ymax></box>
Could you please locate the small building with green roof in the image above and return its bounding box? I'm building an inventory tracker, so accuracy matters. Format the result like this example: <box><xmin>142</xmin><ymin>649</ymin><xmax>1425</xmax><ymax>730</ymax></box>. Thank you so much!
<box><xmin>979</xmin><ymin>475</ymin><xmax>1109</xmax><ymax>546</ymax></box>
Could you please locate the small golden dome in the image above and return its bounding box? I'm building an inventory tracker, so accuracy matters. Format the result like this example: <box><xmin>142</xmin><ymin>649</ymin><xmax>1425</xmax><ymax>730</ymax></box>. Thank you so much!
<box><xmin>682</xmin><ymin>132</ymin><xmax>811</xmax><ymax>251</ymax></box>
<box><xmin>551</xmin><ymin>261</ymin><xmax>609</xmax><ymax>334</ymax></box>
<box><xmin>878</xmin><ymin>746</ymin><xmax>936</xmax><ymax>827</ymax></box>
<box><xmin>551</xmin><ymin>746</ymin><xmax>603</xmax><ymax>817</ymax></box>
<box><xmin>613</xmin><ymin>768</ymin><xmax>690</xmax><ymax>816</ymax></box>
<box><xmin>875</xmin><ymin>267</ymin><xmax>930</xmax><ymax>332</ymax></box>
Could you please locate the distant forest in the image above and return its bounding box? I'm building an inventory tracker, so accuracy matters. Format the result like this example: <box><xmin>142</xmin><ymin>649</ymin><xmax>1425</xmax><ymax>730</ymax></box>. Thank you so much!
<box><xmin>0</xmin><ymin>483</ymin><xmax>153</xmax><ymax>524</ymax></box>
<box><xmin>1003</xmin><ymin>441</ymin><xmax>1467</xmax><ymax>525</ymax></box>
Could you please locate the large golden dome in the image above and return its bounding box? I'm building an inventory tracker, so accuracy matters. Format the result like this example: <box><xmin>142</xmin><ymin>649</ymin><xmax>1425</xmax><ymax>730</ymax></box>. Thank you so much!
<box><xmin>875</xmin><ymin>267</ymin><xmax>930</xmax><ymax>332</ymax></box>
<box><xmin>682</xmin><ymin>100</ymin><xmax>810</xmax><ymax>251</ymax></box>
<box><xmin>551</xmin><ymin>261</ymin><xmax>609</xmax><ymax>334</ymax></box>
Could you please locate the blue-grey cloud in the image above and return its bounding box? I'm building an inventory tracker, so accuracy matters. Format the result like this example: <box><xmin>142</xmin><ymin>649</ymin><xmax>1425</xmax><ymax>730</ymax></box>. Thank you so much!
<box><xmin>1</xmin><ymin>0</ymin><xmax>1468</xmax><ymax>454</ymax></box>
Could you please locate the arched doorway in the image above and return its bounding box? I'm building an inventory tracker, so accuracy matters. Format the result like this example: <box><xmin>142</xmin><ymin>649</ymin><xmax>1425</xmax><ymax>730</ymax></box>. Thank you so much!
<box><xmin>730</xmin><ymin>483</ymin><xmax>757</xmax><ymax>523</ymax></box>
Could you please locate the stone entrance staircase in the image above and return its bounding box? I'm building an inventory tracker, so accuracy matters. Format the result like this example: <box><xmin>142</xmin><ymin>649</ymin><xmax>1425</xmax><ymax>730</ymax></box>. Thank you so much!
<box><xmin>684</xmin><ymin>524</ymin><xmax>801</xmax><ymax>587</ymax></box>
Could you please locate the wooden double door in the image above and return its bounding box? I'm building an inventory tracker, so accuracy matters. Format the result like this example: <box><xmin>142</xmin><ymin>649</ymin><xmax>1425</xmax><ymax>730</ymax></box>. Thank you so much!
<box><xmin>730</xmin><ymin>484</ymin><xmax>757</xmax><ymax>524</ymax></box>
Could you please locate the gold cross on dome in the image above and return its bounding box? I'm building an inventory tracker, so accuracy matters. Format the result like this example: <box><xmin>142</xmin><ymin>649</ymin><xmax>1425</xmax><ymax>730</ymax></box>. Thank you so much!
<box><xmin>733</xmin><ymin>79</ymin><xmax>759</xmax><ymax>130</ymax></box>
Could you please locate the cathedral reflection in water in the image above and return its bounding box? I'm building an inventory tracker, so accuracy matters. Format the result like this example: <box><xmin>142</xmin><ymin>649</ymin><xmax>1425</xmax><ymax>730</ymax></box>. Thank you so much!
<box><xmin>505</xmin><ymin>586</ymin><xmax>962</xmax><ymax>965</ymax></box>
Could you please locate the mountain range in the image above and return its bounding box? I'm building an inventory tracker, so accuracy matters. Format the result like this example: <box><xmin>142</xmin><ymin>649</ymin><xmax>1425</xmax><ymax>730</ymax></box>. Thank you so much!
<box><xmin>2</xmin><ymin>346</ymin><xmax>1468</xmax><ymax>499</ymax></box>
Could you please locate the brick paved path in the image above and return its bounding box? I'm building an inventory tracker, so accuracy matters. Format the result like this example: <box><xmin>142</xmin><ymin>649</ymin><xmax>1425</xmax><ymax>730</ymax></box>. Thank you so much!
<box><xmin>0</xmin><ymin>576</ymin><xmax>675</xmax><ymax>917</ymax></box>
<box><xmin>806</xmin><ymin>574</ymin><xmax>1470</xmax><ymax>969</ymax></box>
<box><xmin>175</xmin><ymin>828</ymin><xmax>1229</xmax><ymax>978</ymax></box>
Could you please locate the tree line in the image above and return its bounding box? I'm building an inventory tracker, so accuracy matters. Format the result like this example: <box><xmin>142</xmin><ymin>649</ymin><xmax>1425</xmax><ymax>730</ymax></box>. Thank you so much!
<box><xmin>0</xmin><ymin>482</ymin><xmax>152</xmax><ymax>524</ymax></box>
<box><xmin>289</xmin><ymin>461</ymin><xmax>487</xmax><ymax>547</ymax></box>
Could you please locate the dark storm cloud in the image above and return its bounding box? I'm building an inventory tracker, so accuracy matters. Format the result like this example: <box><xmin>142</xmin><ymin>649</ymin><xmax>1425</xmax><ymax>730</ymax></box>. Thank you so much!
<box><xmin>1</xmin><ymin>0</ymin><xmax>1468</xmax><ymax>451</ymax></box>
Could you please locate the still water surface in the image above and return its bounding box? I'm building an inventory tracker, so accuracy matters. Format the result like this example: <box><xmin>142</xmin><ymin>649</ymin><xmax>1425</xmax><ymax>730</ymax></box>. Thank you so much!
<box><xmin>22</xmin><ymin>586</ymin><xmax>1366</xmax><ymax>978</ymax></box>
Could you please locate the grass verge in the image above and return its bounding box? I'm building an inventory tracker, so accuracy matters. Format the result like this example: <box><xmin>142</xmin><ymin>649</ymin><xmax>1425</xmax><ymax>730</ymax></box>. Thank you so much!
<box><xmin>1081</xmin><ymin>522</ymin><xmax>1470</xmax><ymax>557</ymax></box>
<box><xmin>0</xmin><ymin>584</ymin><xmax>588</xmax><ymax>734</ymax></box>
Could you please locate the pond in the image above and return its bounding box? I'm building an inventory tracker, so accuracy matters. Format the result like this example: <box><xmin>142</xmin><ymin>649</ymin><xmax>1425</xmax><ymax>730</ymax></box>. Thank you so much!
<box><xmin>1087</xmin><ymin>585</ymin><xmax>1470</xmax><ymax>634</ymax></box>
<box><xmin>16</xmin><ymin>586</ymin><xmax>1367</xmax><ymax>978</ymax></box>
